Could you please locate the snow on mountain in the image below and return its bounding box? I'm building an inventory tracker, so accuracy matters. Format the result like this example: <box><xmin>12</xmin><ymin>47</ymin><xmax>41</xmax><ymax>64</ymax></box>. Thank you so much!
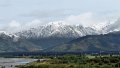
<box><xmin>15</xmin><ymin>21</ymin><xmax>99</xmax><ymax>38</ymax></box>
<box><xmin>89</xmin><ymin>18</ymin><xmax>120</xmax><ymax>34</ymax></box>
<box><xmin>13</xmin><ymin>18</ymin><xmax>120</xmax><ymax>39</ymax></box>
<box><xmin>91</xmin><ymin>22</ymin><xmax>111</xmax><ymax>31</ymax></box>
<box><xmin>0</xmin><ymin>31</ymin><xmax>20</xmax><ymax>42</ymax></box>
<box><xmin>98</xmin><ymin>18</ymin><xmax>120</xmax><ymax>34</ymax></box>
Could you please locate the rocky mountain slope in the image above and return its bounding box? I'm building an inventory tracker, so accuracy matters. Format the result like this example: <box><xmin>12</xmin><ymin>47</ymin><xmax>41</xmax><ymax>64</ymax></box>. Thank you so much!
<box><xmin>0</xmin><ymin>31</ymin><xmax>41</xmax><ymax>52</ymax></box>
<box><xmin>15</xmin><ymin>18</ymin><xmax>120</xmax><ymax>39</ymax></box>
<box><xmin>16</xmin><ymin>21</ymin><xmax>98</xmax><ymax>38</ymax></box>
<box><xmin>15</xmin><ymin>21</ymin><xmax>99</xmax><ymax>49</ymax></box>
<box><xmin>49</xmin><ymin>32</ymin><xmax>120</xmax><ymax>52</ymax></box>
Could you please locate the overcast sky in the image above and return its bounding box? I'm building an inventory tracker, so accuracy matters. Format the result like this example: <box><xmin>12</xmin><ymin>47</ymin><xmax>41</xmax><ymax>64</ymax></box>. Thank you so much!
<box><xmin>0</xmin><ymin>0</ymin><xmax>120</xmax><ymax>31</ymax></box>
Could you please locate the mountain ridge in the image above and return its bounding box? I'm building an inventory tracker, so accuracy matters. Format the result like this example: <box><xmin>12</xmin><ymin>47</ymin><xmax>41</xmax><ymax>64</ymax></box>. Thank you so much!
<box><xmin>48</xmin><ymin>32</ymin><xmax>120</xmax><ymax>52</ymax></box>
<box><xmin>1</xmin><ymin>19</ymin><xmax>120</xmax><ymax>52</ymax></box>
<box><xmin>0</xmin><ymin>31</ymin><xmax>42</xmax><ymax>52</ymax></box>
<box><xmin>15</xmin><ymin>18</ymin><xmax>120</xmax><ymax>39</ymax></box>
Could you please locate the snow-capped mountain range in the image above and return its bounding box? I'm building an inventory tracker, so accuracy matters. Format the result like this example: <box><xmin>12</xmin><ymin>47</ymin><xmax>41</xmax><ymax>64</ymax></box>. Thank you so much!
<box><xmin>1</xmin><ymin>18</ymin><xmax>120</xmax><ymax>39</ymax></box>
<box><xmin>15</xmin><ymin>21</ymin><xmax>99</xmax><ymax>38</ymax></box>
<box><xmin>0</xmin><ymin>18</ymin><xmax>120</xmax><ymax>52</ymax></box>
<box><xmin>15</xmin><ymin>19</ymin><xmax>120</xmax><ymax>39</ymax></box>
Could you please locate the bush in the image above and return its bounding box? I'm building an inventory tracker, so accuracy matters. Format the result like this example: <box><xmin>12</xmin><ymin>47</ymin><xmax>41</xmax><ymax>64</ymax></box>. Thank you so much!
<box><xmin>115</xmin><ymin>62</ymin><xmax>120</xmax><ymax>67</ymax></box>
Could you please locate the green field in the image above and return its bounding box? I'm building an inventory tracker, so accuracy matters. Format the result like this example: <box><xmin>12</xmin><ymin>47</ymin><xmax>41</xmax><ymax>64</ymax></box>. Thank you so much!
<box><xmin>17</xmin><ymin>54</ymin><xmax>120</xmax><ymax>68</ymax></box>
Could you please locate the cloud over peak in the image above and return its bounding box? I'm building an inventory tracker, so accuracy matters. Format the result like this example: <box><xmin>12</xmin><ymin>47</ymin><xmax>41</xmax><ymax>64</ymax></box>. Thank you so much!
<box><xmin>9</xmin><ymin>20</ymin><xmax>20</xmax><ymax>28</ymax></box>
<box><xmin>0</xmin><ymin>12</ymin><xmax>118</xmax><ymax>33</ymax></box>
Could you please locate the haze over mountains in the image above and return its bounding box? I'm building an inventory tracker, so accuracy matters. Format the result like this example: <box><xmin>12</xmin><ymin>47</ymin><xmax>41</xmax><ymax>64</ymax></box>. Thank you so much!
<box><xmin>0</xmin><ymin>18</ymin><xmax>120</xmax><ymax>52</ymax></box>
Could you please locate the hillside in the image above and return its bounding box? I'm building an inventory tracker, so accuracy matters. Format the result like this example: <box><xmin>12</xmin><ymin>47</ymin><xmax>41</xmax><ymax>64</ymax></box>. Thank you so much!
<box><xmin>0</xmin><ymin>31</ymin><xmax>41</xmax><ymax>52</ymax></box>
<box><xmin>49</xmin><ymin>32</ymin><xmax>120</xmax><ymax>52</ymax></box>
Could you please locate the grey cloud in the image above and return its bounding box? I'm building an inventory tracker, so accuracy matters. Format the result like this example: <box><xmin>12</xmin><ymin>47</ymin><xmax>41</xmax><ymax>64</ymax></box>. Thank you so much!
<box><xmin>0</xmin><ymin>4</ymin><xmax>11</xmax><ymax>7</ymax></box>
<box><xmin>0</xmin><ymin>0</ymin><xmax>12</xmax><ymax>7</ymax></box>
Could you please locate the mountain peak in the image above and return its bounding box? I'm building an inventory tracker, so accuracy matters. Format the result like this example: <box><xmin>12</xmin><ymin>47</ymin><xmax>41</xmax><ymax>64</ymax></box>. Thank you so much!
<box><xmin>0</xmin><ymin>31</ymin><xmax>20</xmax><ymax>42</ymax></box>
<box><xmin>47</xmin><ymin>21</ymin><xmax>69</xmax><ymax>26</ymax></box>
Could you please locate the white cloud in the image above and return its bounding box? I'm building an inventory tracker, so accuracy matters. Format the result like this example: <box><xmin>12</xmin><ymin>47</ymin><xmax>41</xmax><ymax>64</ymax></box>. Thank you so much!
<box><xmin>0</xmin><ymin>12</ymin><xmax>118</xmax><ymax>32</ymax></box>
<box><xmin>25</xmin><ymin>19</ymin><xmax>42</xmax><ymax>27</ymax></box>
<box><xmin>4</xmin><ymin>20</ymin><xmax>21</xmax><ymax>32</ymax></box>
<box><xmin>9</xmin><ymin>20</ymin><xmax>20</xmax><ymax>28</ymax></box>
<box><xmin>5</xmin><ymin>19</ymin><xmax>42</xmax><ymax>32</ymax></box>
<box><xmin>64</xmin><ymin>12</ymin><xmax>106</xmax><ymax>27</ymax></box>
